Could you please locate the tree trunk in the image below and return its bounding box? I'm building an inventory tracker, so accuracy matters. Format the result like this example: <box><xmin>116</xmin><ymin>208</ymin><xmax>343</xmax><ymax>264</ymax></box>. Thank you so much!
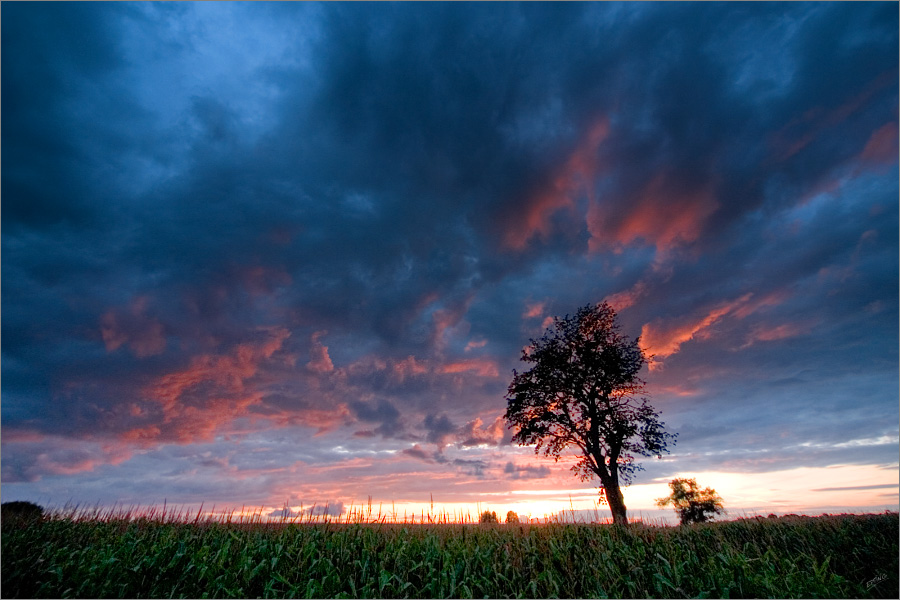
<box><xmin>604</xmin><ymin>484</ymin><xmax>628</xmax><ymax>526</ymax></box>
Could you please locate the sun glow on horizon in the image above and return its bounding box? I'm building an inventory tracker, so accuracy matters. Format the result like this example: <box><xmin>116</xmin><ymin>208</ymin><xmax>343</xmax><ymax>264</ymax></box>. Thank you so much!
<box><xmin>190</xmin><ymin>462</ymin><xmax>899</xmax><ymax>525</ymax></box>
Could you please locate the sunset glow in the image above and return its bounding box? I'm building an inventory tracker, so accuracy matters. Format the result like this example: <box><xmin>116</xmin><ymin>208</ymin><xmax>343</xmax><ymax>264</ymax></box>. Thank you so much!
<box><xmin>2</xmin><ymin>2</ymin><xmax>897</xmax><ymax>522</ymax></box>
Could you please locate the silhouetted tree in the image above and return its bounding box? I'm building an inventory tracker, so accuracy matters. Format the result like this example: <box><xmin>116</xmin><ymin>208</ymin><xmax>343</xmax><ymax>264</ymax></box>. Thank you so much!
<box><xmin>506</xmin><ymin>511</ymin><xmax>519</xmax><ymax>524</ymax></box>
<box><xmin>1</xmin><ymin>501</ymin><xmax>44</xmax><ymax>527</ymax></box>
<box><xmin>505</xmin><ymin>302</ymin><xmax>676</xmax><ymax>526</ymax></box>
<box><xmin>479</xmin><ymin>510</ymin><xmax>499</xmax><ymax>523</ymax></box>
<box><xmin>656</xmin><ymin>478</ymin><xmax>725</xmax><ymax>524</ymax></box>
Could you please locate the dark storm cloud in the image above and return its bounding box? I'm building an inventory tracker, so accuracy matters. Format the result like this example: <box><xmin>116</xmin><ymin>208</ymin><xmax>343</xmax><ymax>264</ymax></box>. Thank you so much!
<box><xmin>423</xmin><ymin>414</ymin><xmax>458</xmax><ymax>451</ymax></box>
<box><xmin>1</xmin><ymin>2</ymin><xmax>135</xmax><ymax>230</ymax></box>
<box><xmin>2</xmin><ymin>1</ymin><xmax>897</xmax><ymax>506</ymax></box>
<box><xmin>401</xmin><ymin>444</ymin><xmax>435</xmax><ymax>463</ymax></box>
<box><xmin>349</xmin><ymin>398</ymin><xmax>406</xmax><ymax>439</ymax></box>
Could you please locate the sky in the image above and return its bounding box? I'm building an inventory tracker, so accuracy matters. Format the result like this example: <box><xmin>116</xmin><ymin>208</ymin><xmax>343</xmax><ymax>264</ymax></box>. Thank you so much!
<box><xmin>2</xmin><ymin>1</ymin><xmax>898</xmax><ymax>524</ymax></box>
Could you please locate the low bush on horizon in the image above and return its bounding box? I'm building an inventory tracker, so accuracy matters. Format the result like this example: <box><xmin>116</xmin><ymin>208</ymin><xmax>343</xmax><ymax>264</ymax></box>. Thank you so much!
<box><xmin>2</xmin><ymin>509</ymin><xmax>897</xmax><ymax>598</ymax></box>
<box><xmin>1</xmin><ymin>500</ymin><xmax>44</xmax><ymax>526</ymax></box>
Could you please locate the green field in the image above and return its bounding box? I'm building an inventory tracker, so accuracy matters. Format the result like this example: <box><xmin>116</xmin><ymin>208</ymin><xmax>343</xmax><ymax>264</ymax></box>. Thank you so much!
<box><xmin>2</xmin><ymin>510</ymin><xmax>897</xmax><ymax>598</ymax></box>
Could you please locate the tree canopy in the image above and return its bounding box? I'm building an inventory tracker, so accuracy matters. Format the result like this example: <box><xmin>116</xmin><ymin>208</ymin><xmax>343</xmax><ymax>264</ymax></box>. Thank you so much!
<box><xmin>504</xmin><ymin>302</ymin><xmax>675</xmax><ymax>525</ymax></box>
<box><xmin>479</xmin><ymin>510</ymin><xmax>499</xmax><ymax>524</ymax></box>
<box><xmin>656</xmin><ymin>478</ymin><xmax>725</xmax><ymax>524</ymax></box>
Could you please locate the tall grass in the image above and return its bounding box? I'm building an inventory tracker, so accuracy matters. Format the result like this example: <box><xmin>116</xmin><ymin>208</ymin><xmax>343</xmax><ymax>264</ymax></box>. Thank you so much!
<box><xmin>2</xmin><ymin>507</ymin><xmax>896</xmax><ymax>598</ymax></box>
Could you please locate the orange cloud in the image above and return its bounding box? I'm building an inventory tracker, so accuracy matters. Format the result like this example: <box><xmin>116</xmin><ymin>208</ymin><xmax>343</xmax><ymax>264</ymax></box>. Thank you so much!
<box><xmin>641</xmin><ymin>297</ymin><xmax>746</xmax><ymax>364</ymax></box>
<box><xmin>140</xmin><ymin>328</ymin><xmax>291</xmax><ymax>443</ymax></box>
<box><xmin>307</xmin><ymin>330</ymin><xmax>334</xmax><ymax>374</ymax></box>
<box><xmin>458</xmin><ymin>416</ymin><xmax>505</xmax><ymax>447</ymax></box>
<box><xmin>464</xmin><ymin>339</ymin><xmax>488</xmax><ymax>352</ymax></box>
<box><xmin>392</xmin><ymin>355</ymin><xmax>428</xmax><ymax>380</ymax></box>
<box><xmin>120</xmin><ymin>425</ymin><xmax>163</xmax><ymax>443</ymax></box>
<box><xmin>731</xmin><ymin>290</ymin><xmax>790</xmax><ymax>320</ymax></box>
<box><xmin>653</xmin><ymin>384</ymin><xmax>700</xmax><ymax>398</ymax></box>
<box><xmin>504</xmin><ymin>118</ymin><xmax>609</xmax><ymax>249</ymax></box>
<box><xmin>438</xmin><ymin>358</ymin><xmax>500</xmax><ymax>378</ymax></box>
<box><xmin>744</xmin><ymin>323</ymin><xmax>806</xmax><ymax>346</ymax></box>
<box><xmin>523</xmin><ymin>301</ymin><xmax>545</xmax><ymax>319</ymax></box>
<box><xmin>267</xmin><ymin>404</ymin><xmax>352</xmax><ymax>435</ymax></box>
<box><xmin>587</xmin><ymin>174</ymin><xmax>718</xmax><ymax>254</ymax></box>
<box><xmin>606</xmin><ymin>281</ymin><xmax>648</xmax><ymax>312</ymax></box>
<box><xmin>640</xmin><ymin>292</ymin><xmax>793</xmax><ymax>368</ymax></box>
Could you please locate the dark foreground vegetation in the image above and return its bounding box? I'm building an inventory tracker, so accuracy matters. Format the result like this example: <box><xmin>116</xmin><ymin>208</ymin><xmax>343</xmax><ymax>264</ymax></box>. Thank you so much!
<box><xmin>2</xmin><ymin>510</ymin><xmax>897</xmax><ymax>598</ymax></box>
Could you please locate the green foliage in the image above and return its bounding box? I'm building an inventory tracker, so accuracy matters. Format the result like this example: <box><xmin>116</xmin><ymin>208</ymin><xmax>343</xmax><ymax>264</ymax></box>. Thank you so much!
<box><xmin>656</xmin><ymin>478</ymin><xmax>726</xmax><ymax>525</ymax></box>
<box><xmin>2</xmin><ymin>511</ymin><xmax>896</xmax><ymax>598</ymax></box>
<box><xmin>478</xmin><ymin>510</ymin><xmax>498</xmax><ymax>524</ymax></box>
<box><xmin>506</xmin><ymin>511</ymin><xmax>519</xmax><ymax>524</ymax></box>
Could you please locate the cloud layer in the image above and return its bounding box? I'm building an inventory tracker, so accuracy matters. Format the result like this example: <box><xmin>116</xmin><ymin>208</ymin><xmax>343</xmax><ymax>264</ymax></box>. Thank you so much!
<box><xmin>2</xmin><ymin>2</ymin><xmax>897</xmax><ymax>513</ymax></box>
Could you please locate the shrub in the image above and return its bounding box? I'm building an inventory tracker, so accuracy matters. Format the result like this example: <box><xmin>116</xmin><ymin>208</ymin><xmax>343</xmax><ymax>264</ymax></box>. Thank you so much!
<box><xmin>1</xmin><ymin>501</ymin><xmax>44</xmax><ymax>526</ymax></box>
<box><xmin>656</xmin><ymin>478</ymin><xmax>725</xmax><ymax>524</ymax></box>
<box><xmin>479</xmin><ymin>510</ymin><xmax>498</xmax><ymax>523</ymax></box>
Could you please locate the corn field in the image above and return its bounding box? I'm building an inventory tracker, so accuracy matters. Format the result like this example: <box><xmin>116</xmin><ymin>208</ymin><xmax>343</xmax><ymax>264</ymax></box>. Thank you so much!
<box><xmin>2</xmin><ymin>507</ymin><xmax>896</xmax><ymax>598</ymax></box>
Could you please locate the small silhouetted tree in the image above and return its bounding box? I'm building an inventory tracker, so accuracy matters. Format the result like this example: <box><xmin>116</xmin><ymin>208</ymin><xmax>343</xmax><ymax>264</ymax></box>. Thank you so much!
<box><xmin>479</xmin><ymin>510</ymin><xmax>498</xmax><ymax>523</ymax></box>
<box><xmin>1</xmin><ymin>501</ymin><xmax>44</xmax><ymax>527</ymax></box>
<box><xmin>506</xmin><ymin>511</ymin><xmax>519</xmax><ymax>524</ymax></box>
<box><xmin>505</xmin><ymin>302</ymin><xmax>676</xmax><ymax>526</ymax></box>
<box><xmin>656</xmin><ymin>478</ymin><xmax>725</xmax><ymax>524</ymax></box>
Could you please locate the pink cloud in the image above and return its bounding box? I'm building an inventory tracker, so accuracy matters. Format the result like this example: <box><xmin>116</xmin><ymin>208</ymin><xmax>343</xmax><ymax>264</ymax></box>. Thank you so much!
<box><xmin>743</xmin><ymin>322</ymin><xmax>806</xmax><ymax>346</ymax></box>
<box><xmin>504</xmin><ymin>190</ymin><xmax>576</xmax><ymax>250</ymax></box>
<box><xmin>306</xmin><ymin>330</ymin><xmax>334</xmax><ymax>374</ymax></box>
<box><xmin>504</xmin><ymin>118</ymin><xmax>610</xmax><ymax>249</ymax></box>
<box><xmin>640</xmin><ymin>292</ymin><xmax>794</xmax><ymax>368</ymax></box>
<box><xmin>438</xmin><ymin>358</ymin><xmax>500</xmax><ymax>378</ymax></box>
<box><xmin>457</xmin><ymin>416</ymin><xmax>505</xmax><ymax>447</ymax></box>
<box><xmin>641</xmin><ymin>299</ymin><xmax>743</xmax><ymax>364</ymax></box>
<box><xmin>652</xmin><ymin>383</ymin><xmax>700</xmax><ymax>398</ymax></box>
<box><xmin>464</xmin><ymin>339</ymin><xmax>488</xmax><ymax>352</ymax></box>
<box><xmin>587</xmin><ymin>173</ymin><xmax>718</xmax><ymax>254</ymax></box>
<box><xmin>120</xmin><ymin>425</ymin><xmax>163</xmax><ymax>444</ymax></box>
<box><xmin>731</xmin><ymin>290</ymin><xmax>790</xmax><ymax>319</ymax></box>
<box><xmin>264</xmin><ymin>404</ymin><xmax>352</xmax><ymax>435</ymax></box>
<box><xmin>606</xmin><ymin>281</ymin><xmax>648</xmax><ymax>312</ymax></box>
<box><xmin>138</xmin><ymin>328</ymin><xmax>292</xmax><ymax>443</ymax></box>
<box><xmin>392</xmin><ymin>355</ymin><xmax>428</xmax><ymax>380</ymax></box>
<box><xmin>523</xmin><ymin>301</ymin><xmax>545</xmax><ymax>319</ymax></box>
